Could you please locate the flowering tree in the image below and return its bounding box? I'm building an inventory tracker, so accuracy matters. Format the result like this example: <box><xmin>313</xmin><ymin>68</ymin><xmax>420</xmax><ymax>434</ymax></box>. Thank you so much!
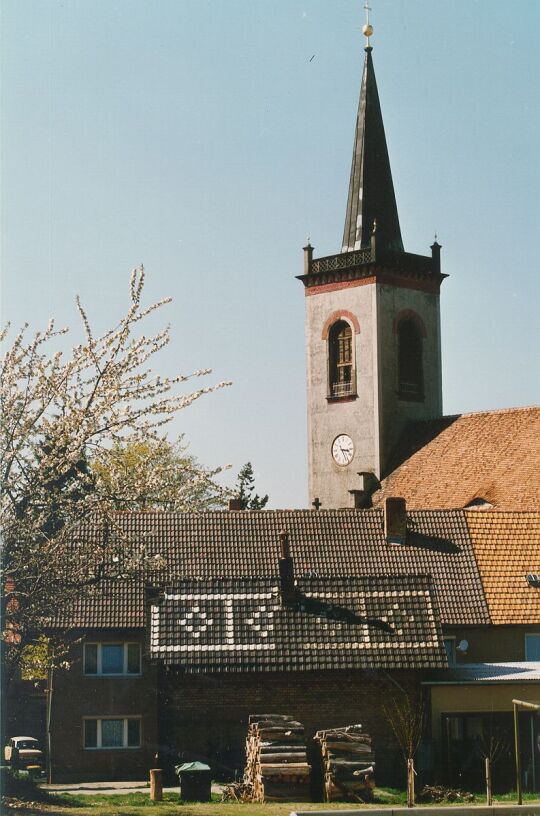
<box><xmin>0</xmin><ymin>267</ymin><xmax>230</xmax><ymax>683</ymax></box>
<box><xmin>91</xmin><ymin>437</ymin><xmax>228</xmax><ymax>511</ymax></box>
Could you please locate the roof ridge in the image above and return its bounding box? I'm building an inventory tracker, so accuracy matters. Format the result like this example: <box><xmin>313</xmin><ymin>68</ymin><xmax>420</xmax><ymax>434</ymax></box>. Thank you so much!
<box><xmin>466</xmin><ymin>509</ymin><xmax>540</xmax><ymax>517</ymax></box>
<box><xmin>450</xmin><ymin>405</ymin><xmax>540</xmax><ymax>419</ymax></box>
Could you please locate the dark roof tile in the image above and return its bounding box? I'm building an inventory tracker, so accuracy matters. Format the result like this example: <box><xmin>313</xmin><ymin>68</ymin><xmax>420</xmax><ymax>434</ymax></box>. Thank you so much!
<box><xmin>150</xmin><ymin>575</ymin><xmax>446</xmax><ymax>672</ymax></box>
<box><xmin>56</xmin><ymin>509</ymin><xmax>488</xmax><ymax>629</ymax></box>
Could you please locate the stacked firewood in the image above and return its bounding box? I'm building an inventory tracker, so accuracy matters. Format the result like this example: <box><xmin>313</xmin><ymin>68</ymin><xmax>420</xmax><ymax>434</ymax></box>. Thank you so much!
<box><xmin>221</xmin><ymin>780</ymin><xmax>254</xmax><ymax>803</ymax></box>
<box><xmin>244</xmin><ymin>714</ymin><xmax>311</xmax><ymax>802</ymax></box>
<box><xmin>314</xmin><ymin>724</ymin><xmax>375</xmax><ymax>802</ymax></box>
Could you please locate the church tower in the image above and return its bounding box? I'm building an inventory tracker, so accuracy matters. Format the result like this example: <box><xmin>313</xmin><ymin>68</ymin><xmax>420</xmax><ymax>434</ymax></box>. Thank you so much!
<box><xmin>299</xmin><ymin>19</ymin><xmax>446</xmax><ymax>509</ymax></box>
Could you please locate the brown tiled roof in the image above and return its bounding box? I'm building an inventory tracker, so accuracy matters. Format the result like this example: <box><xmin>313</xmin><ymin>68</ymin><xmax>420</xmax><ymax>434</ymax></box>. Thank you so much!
<box><xmin>61</xmin><ymin>579</ymin><xmax>144</xmax><ymax>631</ymax></box>
<box><xmin>56</xmin><ymin>509</ymin><xmax>488</xmax><ymax>629</ymax></box>
<box><xmin>150</xmin><ymin>575</ymin><xmax>447</xmax><ymax>672</ymax></box>
<box><xmin>375</xmin><ymin>406</ymin><xmax>540</xmax><ymax>510</ymax></box>
<box><xmin>465</xmin><ymin>510</ymin><xmax>540</xmax><ymax>625</ymax></box>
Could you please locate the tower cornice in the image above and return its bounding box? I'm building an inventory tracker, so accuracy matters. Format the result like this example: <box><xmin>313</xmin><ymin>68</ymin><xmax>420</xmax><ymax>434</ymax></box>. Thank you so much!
<box><xmin>297</xmin><ymin>248</ymin><xmax>447</xmax><ymax>295</ymax></box>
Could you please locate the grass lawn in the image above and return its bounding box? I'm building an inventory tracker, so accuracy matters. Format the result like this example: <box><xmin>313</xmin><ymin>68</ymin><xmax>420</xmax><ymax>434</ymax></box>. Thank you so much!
<box><xmin>3</xmin><ymin>789</ymin><xmax>540</xmax><ymax>816</ymax></box>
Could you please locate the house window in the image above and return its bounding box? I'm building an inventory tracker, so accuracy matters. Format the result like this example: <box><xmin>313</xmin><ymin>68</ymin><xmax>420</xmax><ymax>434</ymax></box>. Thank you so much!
<box><xmin>525</xmin><ymin>634</ymin><xmax>540</xmax><ymax>661</ymax></box>
<box><xmin>84</xmin><ymin>717</ymin><xmax>141</xmax><ymax>749</ymax></box>
<box><xmin>398</xmin><ymin>318</ymin><xmax>423</xmax><ymax>400</ymax></box>
<box><xmin>329</xmin><ymin>320</ymin><xmax>355</xmax><ymax>398</ymax></box>
<box><xmin>84</xmin><ymin>642</ymin><xmax>141</xmax><ymax>676</ymax></box>
<box><xmin>444</xmin><ymin>637</ymin><xmax>456</xmax><ymax>665</ymax></box>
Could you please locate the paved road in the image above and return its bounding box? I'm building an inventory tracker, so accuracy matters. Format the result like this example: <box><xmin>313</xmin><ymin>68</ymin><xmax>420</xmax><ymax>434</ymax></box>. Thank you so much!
<box><xmin>291</xmin><ymin>809</ymin><xmax>540</xmax><ymax>816</ymax></box>
<box><xmin>42</xmin><ymin>780</ymin><xmax>224</xmax><ymax>796</ymax></box>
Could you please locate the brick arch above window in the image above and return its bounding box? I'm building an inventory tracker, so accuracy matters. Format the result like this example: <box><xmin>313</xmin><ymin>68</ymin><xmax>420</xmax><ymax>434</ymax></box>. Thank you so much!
<box><xmin>392</xmin><ymin>309</ymin><xmax>427</xmax><ymax>338</ymax></box>
<box><xmin>321</xmin><ymin>310</ymin><xmax>361</xmax><ymax>340</ymax></box>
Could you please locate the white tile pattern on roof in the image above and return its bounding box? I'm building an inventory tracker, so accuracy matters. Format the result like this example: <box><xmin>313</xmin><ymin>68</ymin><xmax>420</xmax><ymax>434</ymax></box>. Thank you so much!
<box><xmin>150</xmin><ymin>575</ymin><xmax>447</xmax><ymax>672</ymax></box>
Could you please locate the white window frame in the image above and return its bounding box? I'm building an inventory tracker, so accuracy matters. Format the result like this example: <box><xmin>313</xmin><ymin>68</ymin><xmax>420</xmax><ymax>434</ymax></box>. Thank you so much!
<box><xmin>83</xmin><ymin>716</ymin><xmax>141</xmax><ymax>750</ymax></box>
<box><xmin>83</xmin><ymin>642</ymin><xmax>141</xmax><ymax>676</ymax></box>
<box><xmin>525</xmin><ymin>633</ymin><xmax>540</xmax><ymax>661</ymax></box>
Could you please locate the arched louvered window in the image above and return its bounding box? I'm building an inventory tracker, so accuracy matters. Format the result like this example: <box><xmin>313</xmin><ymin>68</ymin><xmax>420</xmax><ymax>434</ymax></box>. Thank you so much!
<box><xmin>328</xmin><ymin>320</ymin><xmax>355</xmax><ymax>398</ymax></box>
<box><xmin>398</xmin><ymin>319</ymin><xmax>423</xmax><ymax>400</ymax></box>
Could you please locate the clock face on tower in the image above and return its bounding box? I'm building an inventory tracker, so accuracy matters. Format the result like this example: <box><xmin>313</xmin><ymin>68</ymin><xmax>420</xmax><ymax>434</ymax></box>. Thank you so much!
<box><xmin>332</xmin><ymin>434</ymin><xmax>354</xmax><ymax>466</ymax></box>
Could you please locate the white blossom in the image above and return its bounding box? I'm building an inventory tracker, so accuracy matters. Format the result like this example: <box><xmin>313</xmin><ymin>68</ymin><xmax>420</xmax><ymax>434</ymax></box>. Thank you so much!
<box><xmin>1</xmin><ymin>267</ymin><xmax>231</xmax><ymax>682</ymax></box>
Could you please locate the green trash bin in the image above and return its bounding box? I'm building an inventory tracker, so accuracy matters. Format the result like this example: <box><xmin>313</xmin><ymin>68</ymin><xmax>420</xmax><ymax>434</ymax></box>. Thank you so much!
<box><xmin>175</xmin><ymin>761</ymin><xmax>212</xmax><ymax>802</ymax></box>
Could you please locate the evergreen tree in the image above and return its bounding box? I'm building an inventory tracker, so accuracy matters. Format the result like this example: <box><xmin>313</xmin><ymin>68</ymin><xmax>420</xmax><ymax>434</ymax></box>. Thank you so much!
<box><xmin>234</xmin><ymin>462</ymin><xmax>268</xmax><ymax>510</ymax></box>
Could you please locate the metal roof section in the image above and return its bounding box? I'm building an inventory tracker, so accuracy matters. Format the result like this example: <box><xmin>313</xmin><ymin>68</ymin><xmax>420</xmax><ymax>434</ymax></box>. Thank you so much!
<box><xmin>424</xmin><ymin>662</ymin><xmax>540</xmax><ymax>685</ymax></box>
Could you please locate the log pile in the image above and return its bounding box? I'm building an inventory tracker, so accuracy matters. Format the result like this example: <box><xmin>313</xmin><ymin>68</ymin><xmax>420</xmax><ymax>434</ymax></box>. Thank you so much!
<box><xmin>314</xmin><ymin>724</ymin><xmax>375</xmax><ymax>802</ymax></box>
<box><xmin>244</xmin><ymin>714</ymin><xmax>311</xmax><ymax>802</ymax></box>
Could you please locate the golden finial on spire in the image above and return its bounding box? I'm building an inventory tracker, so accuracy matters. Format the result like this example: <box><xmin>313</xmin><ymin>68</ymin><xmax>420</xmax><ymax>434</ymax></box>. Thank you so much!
<box><xmin>363</xmin><ymin>2</ymin><xmax>373</xmax><ymax>45</ymax></box>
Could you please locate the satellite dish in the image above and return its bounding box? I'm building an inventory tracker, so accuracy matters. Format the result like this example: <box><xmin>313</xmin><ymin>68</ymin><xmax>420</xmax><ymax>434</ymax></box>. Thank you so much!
<box><xmin>457</xmin><ymin>639</ymin><xmax>469</xmax><ymax>653</ymax></box>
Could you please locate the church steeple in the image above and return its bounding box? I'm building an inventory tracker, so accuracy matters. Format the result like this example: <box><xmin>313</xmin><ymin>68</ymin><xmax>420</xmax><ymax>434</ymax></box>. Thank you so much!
<box><xmin>342</xmin><ymin>38</ymin><xmax>404</xmax><ymax>254</ymax></box>
<box><xmin>299</xmin><ymin>10</ymin><xmax>445</xmax><ymax>510</ymax></box>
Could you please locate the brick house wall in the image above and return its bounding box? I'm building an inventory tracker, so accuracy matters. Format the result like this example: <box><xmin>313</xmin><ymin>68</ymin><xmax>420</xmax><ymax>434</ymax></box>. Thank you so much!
<box><xmin>159</xmin><ymin>668</ymin><xmax>423</xmax><ymax>788</ymax></box>
<box><xmin>4</xmin><ymin>680</ymin><xmax>46</xmax><ymax>748</ymax></box>
<box><xmin>49</xmin><ymin>629</ymin><xmax>157</xmax><ymax>782</ymax></box>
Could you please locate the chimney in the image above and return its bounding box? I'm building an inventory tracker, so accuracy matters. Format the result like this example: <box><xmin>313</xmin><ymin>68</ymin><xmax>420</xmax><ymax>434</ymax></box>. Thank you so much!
<box><xmin>349</xmin><ymin>471</ymin><xmax>380</xmax><ymax>508</ymax></box>
<box><xmin>278</xmin><ymin>530</ymin><xmax>295</xmax><ymax>604</ymax></box>
<box><xmin>228</xmin><ymin>498</ymin><xmax>244</xmax><ymax>511</ymax></box>
<box><xmin>384</xmin><ymin>497</ymin><xmax>407</xmax><ymax>545</ymax></box>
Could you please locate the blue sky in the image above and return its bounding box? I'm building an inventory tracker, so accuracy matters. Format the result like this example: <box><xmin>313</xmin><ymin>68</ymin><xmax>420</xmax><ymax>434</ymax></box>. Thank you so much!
<box><xmin>1</xmin><ymin>0</ymin><xmax>539</xmax><ymax>508</ymax></box>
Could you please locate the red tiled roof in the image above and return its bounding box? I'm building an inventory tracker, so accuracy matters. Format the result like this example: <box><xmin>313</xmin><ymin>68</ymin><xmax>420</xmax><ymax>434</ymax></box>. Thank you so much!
<box><xmin>466</xmin><ymin>510</ymin><xmax>540</xmax><ymax>625</ymax></box>
<box><xmin>375</xmin><ymin>406</ymin><xmax>540</xmax><ymax>510</ymax></box>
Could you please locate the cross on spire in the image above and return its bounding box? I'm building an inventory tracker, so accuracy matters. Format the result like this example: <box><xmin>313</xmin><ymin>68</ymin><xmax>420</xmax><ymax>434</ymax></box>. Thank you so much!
<box><xmin>364</xmin><ymin>3</ymin><xmax>372</xmax><ymax>26</ymax></box>
<box><xmin>363</xmin><ymin>2</ymin><xmax>373</xmax><ymax>46</ymax></box>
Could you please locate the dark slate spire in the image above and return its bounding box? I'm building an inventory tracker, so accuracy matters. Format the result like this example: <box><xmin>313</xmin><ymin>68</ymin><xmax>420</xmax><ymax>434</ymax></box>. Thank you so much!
<box><xmin>342</xmin><ymin>45</ymin><xmax>404</xmax><ymax>254</ymax></box>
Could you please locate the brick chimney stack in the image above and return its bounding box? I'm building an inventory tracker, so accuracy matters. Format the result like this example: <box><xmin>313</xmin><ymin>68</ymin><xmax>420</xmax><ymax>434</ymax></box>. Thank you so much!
<box><xmin>228</xmin><ymin>498</ymin><xmax>243</xmax><ymax>511</ymax></box>
<box><xmin>384</xmin><ymin>497</ymin><xmax>407</xmax><ymax>545</ymax></box>
<box><xmin>278</xmin><ymin>530</ymin><xmax>295</xmax><ymax>604</ymax></box>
